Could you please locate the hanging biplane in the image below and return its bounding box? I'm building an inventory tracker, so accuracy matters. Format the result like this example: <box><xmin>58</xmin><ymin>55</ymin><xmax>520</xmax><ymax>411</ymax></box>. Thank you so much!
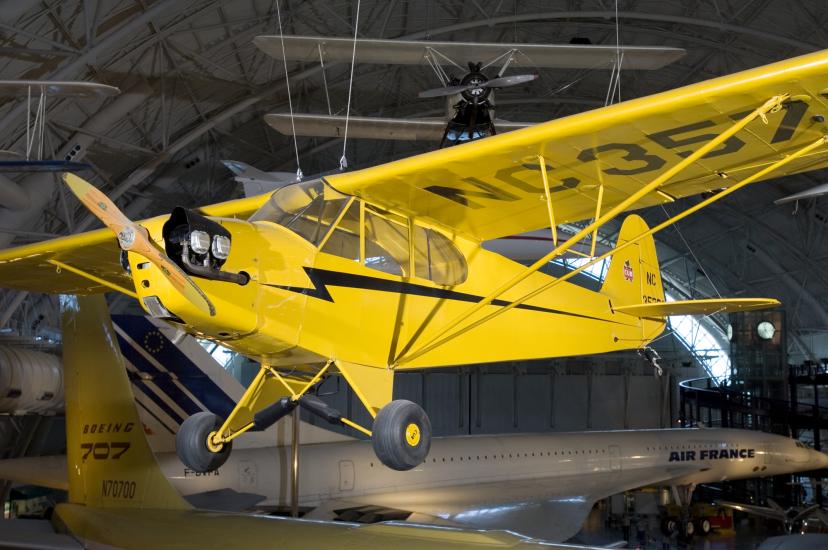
<box><xmin>2</xmin><ymin>49</ymin><xmax>828</xmax><ymax>472</ymax></box>
<box><xmin>260</xmin><ymin>35</ymin><xmax>686</xmax><ymax>146</ymax></box>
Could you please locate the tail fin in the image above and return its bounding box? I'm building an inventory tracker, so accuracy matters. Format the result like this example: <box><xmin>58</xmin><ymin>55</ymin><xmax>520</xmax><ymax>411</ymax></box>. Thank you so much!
<box><xmin>61</xmin><ymin>294</ymin><xmax>189</xmax><ymax>510</ymax></box>
<box><xmin>601</xmin><ymin>214</ymin><xmax>665</xmax><ymax>308</ymax></box>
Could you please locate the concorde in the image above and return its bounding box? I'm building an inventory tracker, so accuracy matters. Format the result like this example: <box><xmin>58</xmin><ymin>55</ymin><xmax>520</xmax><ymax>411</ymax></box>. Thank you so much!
<box><xmin>155</xmin><ymin>425</ymin><xmax>828</xmax><ymax>542</ymax></box>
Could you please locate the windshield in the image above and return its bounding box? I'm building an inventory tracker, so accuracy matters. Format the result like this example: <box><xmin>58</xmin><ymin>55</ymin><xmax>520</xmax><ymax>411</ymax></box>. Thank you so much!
<box><xmin>250</xmin><ymin>180</ymin><xmax>350</xmax><ymax>245</ymax></box>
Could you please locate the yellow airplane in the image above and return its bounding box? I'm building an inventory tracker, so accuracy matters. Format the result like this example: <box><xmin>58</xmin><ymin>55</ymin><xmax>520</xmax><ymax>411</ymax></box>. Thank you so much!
<box><xmin>47</xmin><ymin>293</ymin><xmax>574</xmax><ymax>549</ymax></box>
<box><xmin>3</xmin><ymin>49</ymin><xmax>828</xmax><ymax>472</ymax></box>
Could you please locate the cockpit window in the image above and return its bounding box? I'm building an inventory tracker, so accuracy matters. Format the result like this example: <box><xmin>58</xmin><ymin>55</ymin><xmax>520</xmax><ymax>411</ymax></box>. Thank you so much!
<box><xmin>320</xmin><ymin>199</ymin><xmax>360</xmax><ymax>262</ymax></box>
<box><xmin>413</xmin><ymin>226</ymin><xmax>468</xmax><ymax>286</ymax></box>
<box><xmin>365</xmin><ymin>206</ymin><xmax>410</xmax><ymax>277</ymax></box>
<box><xmin>255</xmin><ymin>181</ymin><xmax>468</xmax><ymax>285</ymax></box>
<box><xmin>250</xmin><ymin>180</ymin><xmax>349</xmax><ymax>246</ymax></box>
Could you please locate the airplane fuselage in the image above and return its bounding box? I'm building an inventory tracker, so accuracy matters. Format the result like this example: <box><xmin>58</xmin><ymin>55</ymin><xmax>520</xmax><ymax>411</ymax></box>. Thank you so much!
<box><xmin>129</xmin><ymin>183</ymin><xmax>663</xmax><ymax>370</ymax></box>
<box><xmin>160</xmin><ymin>428</ymin><xmax>828</xmax><ymax>512</ymax></box>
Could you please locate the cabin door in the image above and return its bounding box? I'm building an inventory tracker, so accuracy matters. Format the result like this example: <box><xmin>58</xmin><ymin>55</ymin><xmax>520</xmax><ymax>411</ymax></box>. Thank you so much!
<box><xmin>608</xmin><ymin>445</ymin><xmax>621</xmax><ymax>472</ymax></box>
<box><xmin>339</xmin><ymin>460</ymin><xmax>355</xmax><ymax>491</ymax></box>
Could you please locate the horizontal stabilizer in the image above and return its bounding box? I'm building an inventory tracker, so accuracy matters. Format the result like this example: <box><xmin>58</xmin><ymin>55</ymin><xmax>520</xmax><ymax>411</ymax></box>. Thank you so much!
<box><xmin>615</xmin><ymin>298</ymin><xmax>780</xmax><ymax>317</ymax></box>
<box><xmin>0</xmin><ymin>455</ymin><xmax>68</xmax><ymax>491</ymax></box>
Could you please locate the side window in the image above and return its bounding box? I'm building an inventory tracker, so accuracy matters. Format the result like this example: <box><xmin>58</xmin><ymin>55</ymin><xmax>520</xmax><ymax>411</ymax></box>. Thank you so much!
<box><xmin>364</xmin><ymin>207</ymin><xmax>410</xmax><ymax>276</ymax></box>
<box><xmin>320</xmin><ymin>200</ymin><xmax>360</xmax><ymax>262</ymax></box>
<box><xmin>413</xmin><ymin>227</ymin><xmax>467</xmax><ymax>286</ymax></box>
<box><xmin>250</xmin><ymin>181</ymin><xmax>350</xmax><ymax>246</ymax></box>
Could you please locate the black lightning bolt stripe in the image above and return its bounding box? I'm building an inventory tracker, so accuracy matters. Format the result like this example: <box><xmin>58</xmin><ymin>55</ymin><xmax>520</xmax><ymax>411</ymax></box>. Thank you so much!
<box><xmin>263</xmin><ymin>267</ymin><xmax>628</xmax><ymax>325</ymax></box>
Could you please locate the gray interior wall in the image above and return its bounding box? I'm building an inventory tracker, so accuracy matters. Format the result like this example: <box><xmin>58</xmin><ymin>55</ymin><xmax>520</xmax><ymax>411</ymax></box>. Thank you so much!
<box><xmin>307</xmin><ymin>365</ymin><xmax>670</xmax><ymax>437</ymax></box>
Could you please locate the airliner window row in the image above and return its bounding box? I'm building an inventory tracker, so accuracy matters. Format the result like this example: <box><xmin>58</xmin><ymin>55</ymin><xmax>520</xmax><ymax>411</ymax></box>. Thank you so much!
<box><xmin>368</xmin><ymin>448</ymin><xmax>610</xmax><ymax>467</ymax></box>
<box><xmin>645</xmin><ymin>442</ymin><xmax>740</xmax><ymax>451</ymax></box>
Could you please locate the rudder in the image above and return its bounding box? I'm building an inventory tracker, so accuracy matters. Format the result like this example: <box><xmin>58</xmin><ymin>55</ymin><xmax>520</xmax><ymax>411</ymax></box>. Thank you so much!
<box><xmin>600</xmin><ymin>214</ymin><xmax>665</xmax><ymax>309</ymax></box>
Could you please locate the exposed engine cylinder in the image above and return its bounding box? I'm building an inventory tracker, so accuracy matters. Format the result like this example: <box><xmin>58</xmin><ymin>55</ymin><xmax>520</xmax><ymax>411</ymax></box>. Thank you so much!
<box><xmin>0</xmin><ymin>345</ymin><xmax>63</xmax><ymax>414</ymax></box>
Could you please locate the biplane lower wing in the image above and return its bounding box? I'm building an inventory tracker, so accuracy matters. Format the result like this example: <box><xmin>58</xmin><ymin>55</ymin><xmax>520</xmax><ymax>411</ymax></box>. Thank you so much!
<box><xmin>325</xmin><ymin>49</ymin><xmax>828</xmax><ymax>242</ymax></box>
<box><xmin>615</xmin><ymin>298</ymin><xmax>781</xmax><ymax>318</ymax></box>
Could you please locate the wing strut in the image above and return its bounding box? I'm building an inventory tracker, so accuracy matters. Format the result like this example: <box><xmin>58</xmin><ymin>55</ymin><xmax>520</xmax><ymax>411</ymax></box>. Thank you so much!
<box><xmin>394</xmin><ymin>94</ymin><xmax>810</xmax><ymax>366</ymax></box>
<box><xmin>538</xmin><ymin>157</ymin><xmax>558</xmax><ymax>246</ymax></box>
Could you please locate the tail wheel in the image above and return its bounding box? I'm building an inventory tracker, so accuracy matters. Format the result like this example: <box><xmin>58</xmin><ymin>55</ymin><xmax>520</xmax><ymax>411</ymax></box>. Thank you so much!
<box><xmin>176</xmin><ymin>412</ymin><xmax>232</xmax><ymax>472</ymax></box>
<box><xmin>696</xmin><ymin>518</ymin><xmax>711</xmax><ymax>536</ymax></box>
<box><xmin>371</xmin><ymin>400</ymin><xmax>432</xmax><ymax>471</ymax></box>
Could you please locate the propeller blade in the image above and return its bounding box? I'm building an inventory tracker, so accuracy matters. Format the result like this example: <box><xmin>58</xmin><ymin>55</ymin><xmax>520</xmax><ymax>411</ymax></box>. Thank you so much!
<box><xmin>419</xmin><ymin>73</ymin><xmax>538</xmax><ymax>99</ymax></box>
<box><xmin>63</xmin><ymin>173</ymin><xmax>215</xmax><ymax>317</ymax></box>
<box><xmin>418</xmin><ymin>84</ymin><xmax>470</xmax><ymax>99</ymax></box>
<box><xmin>484</xmin><ymin>73</ymin><xmax>538</xmax><ymax>89</ymax></box>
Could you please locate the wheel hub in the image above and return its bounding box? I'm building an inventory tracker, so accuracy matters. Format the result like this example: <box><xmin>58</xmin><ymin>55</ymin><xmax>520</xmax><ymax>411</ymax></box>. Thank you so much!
<box><xmin>405</xmin><ymin>423</ymin><xmax>421</xmax><ymax>446</ymax></box>
<box><xmin>206</xmin><ymin>430</ymin><xmax>224</xmax><ymax>453</ymax></box>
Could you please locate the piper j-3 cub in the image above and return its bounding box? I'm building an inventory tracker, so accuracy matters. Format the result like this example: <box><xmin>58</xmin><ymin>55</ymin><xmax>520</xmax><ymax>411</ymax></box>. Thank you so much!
<box><xmin>4</xmin><ymin>49</ymin><xmax>828</xmax><ymax>473</ymax></box>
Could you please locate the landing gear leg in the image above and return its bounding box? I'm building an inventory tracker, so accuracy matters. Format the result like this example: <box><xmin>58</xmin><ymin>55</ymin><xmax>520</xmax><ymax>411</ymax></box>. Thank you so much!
<box><xmin>337</xmin><ymin>360</ymin><xmax>433</xmax><ymax>471</ymax></box>
<box><xmin>671</xmin><ymin>484</ymin><xmax>697</xmax><ymax>542</ymax></box>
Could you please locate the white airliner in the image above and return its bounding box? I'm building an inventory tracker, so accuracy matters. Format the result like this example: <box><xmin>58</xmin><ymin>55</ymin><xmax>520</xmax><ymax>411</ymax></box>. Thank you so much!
<box><xmin>3</xmin><ymin>316</ymin><xmax>826</xmax><ymax>543</ymax></box>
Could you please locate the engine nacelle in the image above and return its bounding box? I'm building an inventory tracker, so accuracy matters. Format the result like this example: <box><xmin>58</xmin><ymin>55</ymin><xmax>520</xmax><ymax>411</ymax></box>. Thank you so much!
<box><xmin>0</xmin><ymin>345</ymin><xmax>63</xmax><ymax>414</ymax></box>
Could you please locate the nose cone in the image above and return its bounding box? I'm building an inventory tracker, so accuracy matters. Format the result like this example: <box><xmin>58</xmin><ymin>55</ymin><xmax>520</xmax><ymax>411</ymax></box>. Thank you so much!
<box><xmin>816</xmin><ymin>450</ymin><xmax>828</xmax><ymax>469</ymax></box>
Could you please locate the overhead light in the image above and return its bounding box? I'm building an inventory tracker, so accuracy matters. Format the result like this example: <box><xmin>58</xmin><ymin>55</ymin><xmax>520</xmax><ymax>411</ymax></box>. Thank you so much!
<box><xmin>189</xmin><ymin>230</ymin><xmax>210</xmax><ymax>255</ymax></box>
<box><xmin>756</xmin><ymin>321</ymin><xmax>775</xmax><ymax>341</ymax></box>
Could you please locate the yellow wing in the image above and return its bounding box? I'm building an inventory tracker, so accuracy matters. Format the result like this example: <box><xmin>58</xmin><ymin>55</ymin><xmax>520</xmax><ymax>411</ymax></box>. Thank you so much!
<box><xmin>615</xmin><ymin>298</ymin><xmax>780</xmax><ymax>318</ymax></box>
<box><xmin>0</xmin><ymin>193</ymin><xmax>270</xmax><ymax>295</ymax></box>
<box><xmin>325</xmin><ymin>49</ymin><xmax>828</xmax><ymax>241</ymax></box>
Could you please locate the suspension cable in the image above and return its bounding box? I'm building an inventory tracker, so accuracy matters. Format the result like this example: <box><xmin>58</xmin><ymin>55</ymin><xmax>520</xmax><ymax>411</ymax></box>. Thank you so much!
<box><xmin>605</xmin><ymin>0</ymin><xmax>622</xmax><ymax>106</ymax></box>
<box><xmin>274</xmin><ymin>0</ymin><xmax>303</xmax><ymax>180</ymax></box>
<box><xmin>660</xmin><ymin>204</ymin><xmax>722</xmax><ymax>298</ymax></box>
<box><xmin>340</xmin><ymin>0</ymin><xmax>362</xmax><ymax>171</ymax></box>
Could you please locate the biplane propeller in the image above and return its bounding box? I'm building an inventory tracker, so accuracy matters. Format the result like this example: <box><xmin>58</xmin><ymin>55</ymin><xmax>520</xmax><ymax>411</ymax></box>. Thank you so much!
<box><xmin>5</xmin><ymin>47</ymin><xmax>828</xmax><ymax>474</ymax></box>
<box><xmin>416</xmin><ymin>62</ymin><xmax>538</xmax><ymax>147</ymax></box>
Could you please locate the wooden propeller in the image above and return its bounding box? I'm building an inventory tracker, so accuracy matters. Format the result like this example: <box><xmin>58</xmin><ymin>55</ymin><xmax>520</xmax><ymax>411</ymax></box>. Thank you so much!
<box><xmin>63</xmin><ymin>173</ymin><xmax>215</xmax><ymax>316</ymax></box>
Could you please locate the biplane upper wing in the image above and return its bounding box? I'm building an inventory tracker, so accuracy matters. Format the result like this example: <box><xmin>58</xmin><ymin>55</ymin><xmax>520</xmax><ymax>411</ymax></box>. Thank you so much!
<box><xmin>325</xmin><ymin>49</ymin><xmax>828</xmax><ymax>242</ymax></box>
<box><xmin>0</xmin><ymin>194</ymin><xmax>269</xmax><ymax>294</ymax></box>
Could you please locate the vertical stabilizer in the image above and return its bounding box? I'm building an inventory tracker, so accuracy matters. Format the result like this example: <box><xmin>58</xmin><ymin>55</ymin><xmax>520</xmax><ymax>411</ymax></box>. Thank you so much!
<box><xmin>601</xmin><ymin>215</ymin><xmax>666</xmax><ymax>339</ymax></box>
<box><xmin>61</xmin><ymin>294</ymin><xmax>190</xmax><ymax>510</ymax></box>
<box><xmin>600</xmin><ymin>214</ymin><xmax>665</xmax><ymax>308</ymax></box>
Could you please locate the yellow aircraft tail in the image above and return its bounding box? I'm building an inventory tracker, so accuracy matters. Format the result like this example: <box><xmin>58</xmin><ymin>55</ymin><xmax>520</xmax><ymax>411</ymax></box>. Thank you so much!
<box><xmin>600</xmin><ymin>214</ymin><xmax>665</xmax><ymax>309</ymax></box>
<box><xmin>61</xmin><ymin>294</ymin><xmax>190</xmax><ymax>510</ymax></box>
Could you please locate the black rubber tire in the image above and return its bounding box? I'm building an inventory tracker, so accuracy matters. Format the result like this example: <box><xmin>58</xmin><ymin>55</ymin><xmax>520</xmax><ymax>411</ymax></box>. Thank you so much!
<box><xmin>176</xmin><ymin>412</ymin><xmax>232</xmax><ymax>472</ymax></box>
<box><xmin>681</xmin><ymin>519</ymin><xmax>695</xmax><ymax>539</ymax></box>
<box><xmin>661</xmin><ymin>517</ymin><xmax>678</xmax><ymax>536</ymax></box>
<box><xmin>696</xmin><ymin>518</ymin><xmax>711</xmax><ymax>536</ymax></box>
<box><xmin>371</xmin><ymin>400</ymin><xmax>432</xmax><ymax>471</ymax></box>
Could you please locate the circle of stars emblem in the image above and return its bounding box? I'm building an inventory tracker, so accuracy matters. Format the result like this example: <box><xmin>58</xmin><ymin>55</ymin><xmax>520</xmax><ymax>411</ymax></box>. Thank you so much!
<box><xmin>143</xmin><ymin>330</ymin><xmax>165</xmax><ymax>353</ymax></box>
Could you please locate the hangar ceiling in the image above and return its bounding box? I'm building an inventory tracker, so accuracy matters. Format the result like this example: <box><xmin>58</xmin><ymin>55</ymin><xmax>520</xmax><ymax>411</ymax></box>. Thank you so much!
<box><xmin>1</xmin><ymin>0</ymin><xmax>827</xmax><ymax>362</ymax></box>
